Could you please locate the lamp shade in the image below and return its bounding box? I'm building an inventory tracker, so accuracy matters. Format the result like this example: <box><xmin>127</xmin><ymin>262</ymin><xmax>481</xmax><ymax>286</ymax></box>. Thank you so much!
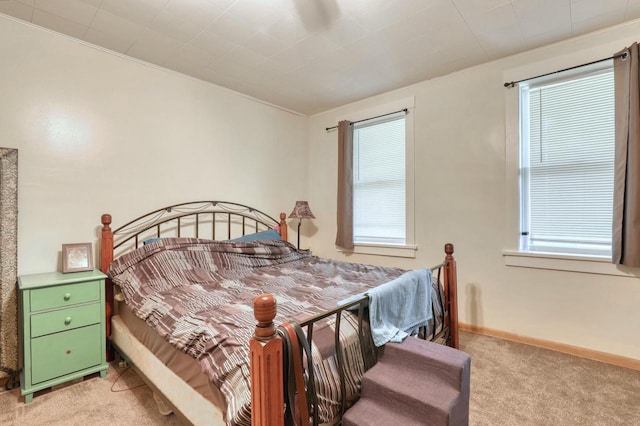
<box><xmin>288</xmin><ymin>201</ymin><xmax>315</xmax><ymax>219</ymax></box>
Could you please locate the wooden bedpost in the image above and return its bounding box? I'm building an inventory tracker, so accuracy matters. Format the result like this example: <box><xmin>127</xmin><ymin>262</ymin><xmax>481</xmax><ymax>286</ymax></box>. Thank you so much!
<box><xmin>101</xmin><ymin>214</ymin><xmax>115</xmax><ymax>361</ymax></box>
<box><xmin>443</xmin><ymin>243</ymin><xmax>459</xmax><ymax>349</ymax></box>
<box><xmin>279</xmin><ymin>212</ymin><xmax>288</xmax><ymax>242</ymax></box>
<box><xmin>250</xmin><ymin>294</ymin><xmax>284</xmax><ymax>426</ymax></box>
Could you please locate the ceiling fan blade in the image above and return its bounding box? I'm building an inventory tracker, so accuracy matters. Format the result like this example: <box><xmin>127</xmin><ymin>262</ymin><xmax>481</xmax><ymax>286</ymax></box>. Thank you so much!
<box><xmin>293</xmin><ymin>0</ymin><xmax>341</xmax><ymax>31</ymax></box>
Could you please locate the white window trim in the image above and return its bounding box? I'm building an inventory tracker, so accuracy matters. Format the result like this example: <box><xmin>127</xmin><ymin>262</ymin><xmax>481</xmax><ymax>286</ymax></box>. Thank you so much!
<box><xmin>338</xmin><ymin>243</ymin><xmax>417</xmax><ymax>259</ymax></box>
<box><xmin>504</xmin><ymin>59</ymin><xmax>616</xmax><ymax>274</ymax></box>
<box><xmin>335</xmin><ymin>97</ymin><xmax>416</xmax><ymax>257</ymax></box>
<box><xmin>502</xmin><ymin>250</ymin><xmax>634</xmax><ymax>277</ymax></box>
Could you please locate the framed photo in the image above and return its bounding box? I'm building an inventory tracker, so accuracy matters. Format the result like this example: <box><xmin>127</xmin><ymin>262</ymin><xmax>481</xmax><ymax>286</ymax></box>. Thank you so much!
<box><xmin>62</xmin><ymin>243</ymin><xmax>93</xmax><ymax>273</ymax></box>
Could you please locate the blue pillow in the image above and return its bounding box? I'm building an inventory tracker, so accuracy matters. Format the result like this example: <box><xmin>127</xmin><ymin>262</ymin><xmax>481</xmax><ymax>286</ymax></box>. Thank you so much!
<box><xmin>143</xmin><ymin>237</ymin><xmax>162</xmax><ymax>245</ymax></box>
<box><xmin>229</xmin><ymin>229</ymin><xmax>282</xmax><ymax>243</ymax></box>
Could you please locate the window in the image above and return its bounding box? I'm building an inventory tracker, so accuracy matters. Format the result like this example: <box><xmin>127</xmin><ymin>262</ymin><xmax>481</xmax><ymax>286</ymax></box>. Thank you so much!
<box><xmin>519</xmin><ymin>64</ymin><xmax>615</xmax><ymax>257</ymax></box>
<box><xmin>353</xmin><ymin>114</ymin><xmax>406</xmax><ymax>245</ymax></box>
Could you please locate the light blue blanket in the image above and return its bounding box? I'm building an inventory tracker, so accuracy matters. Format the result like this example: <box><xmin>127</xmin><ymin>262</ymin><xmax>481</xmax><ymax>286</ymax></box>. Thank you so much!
<box><xmin>338</xmin><ymin>269</ymin><xmax>432</xmax><ymax>347</ymax></box>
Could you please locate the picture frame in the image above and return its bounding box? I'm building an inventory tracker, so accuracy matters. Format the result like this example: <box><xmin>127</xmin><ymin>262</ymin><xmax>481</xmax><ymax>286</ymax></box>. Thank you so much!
<box><xmin>62</xmin><ymin>242</ymin><xmax>93</xmax><ymax>273</ymax></box>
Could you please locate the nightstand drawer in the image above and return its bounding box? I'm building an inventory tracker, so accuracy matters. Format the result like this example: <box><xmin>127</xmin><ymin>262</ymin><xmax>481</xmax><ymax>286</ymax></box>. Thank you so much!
<box><xmin>31</xmin><ymin>303</ymin><xmax>101</xmax><ymax>338</ymax></box>
<box><xmin>31</xmin><ymin>324</ymin><xmax>102</xmax><ymax>384</ymax></box>
<box><xmin>30</xmin><ymin>281</ymin><xmax>100</xmax><ymax>311</ymax></box>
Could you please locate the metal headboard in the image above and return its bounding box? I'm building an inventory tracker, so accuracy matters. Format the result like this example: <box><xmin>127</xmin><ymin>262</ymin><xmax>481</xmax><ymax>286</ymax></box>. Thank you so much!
<box><xmin>111</xmin><ymin>201</ymin><xmax>283</xmax><ymax>256</ymax></box>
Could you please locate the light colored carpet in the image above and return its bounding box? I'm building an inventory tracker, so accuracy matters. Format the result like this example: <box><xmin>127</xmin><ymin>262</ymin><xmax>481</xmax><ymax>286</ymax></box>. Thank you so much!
<box><xmin>0</xmin><ymin>363</ymin><xmax>183</xmax><ymax>425</ymax></box>
<box><xmin>1</xmin><ymin>331</ymin><xmax>639</xmax><ymax>425</ymax></box>
<box><xmin>460</xmin><ymin>331</ymin><xmax>640</xmax><ymax>425</ymax></box>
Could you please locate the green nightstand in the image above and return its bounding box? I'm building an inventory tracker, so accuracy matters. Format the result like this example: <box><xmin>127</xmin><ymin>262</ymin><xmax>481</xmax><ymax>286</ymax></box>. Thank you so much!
<box><xmin>18</xmin><ymin>269</ymin><xmax>108</xmax><ymax>404</ymax></box>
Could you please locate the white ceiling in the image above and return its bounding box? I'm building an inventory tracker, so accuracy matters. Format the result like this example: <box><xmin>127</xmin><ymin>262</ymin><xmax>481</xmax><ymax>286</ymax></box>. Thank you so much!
<box><xmin>1</xmin><ymin>0</ymin><xmax>639</xmax><ymax>115</ymax></box>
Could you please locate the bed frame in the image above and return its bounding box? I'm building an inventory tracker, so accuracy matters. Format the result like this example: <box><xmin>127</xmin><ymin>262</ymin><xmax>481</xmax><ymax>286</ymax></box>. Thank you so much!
<box><xmin>98</xmin><ymin>201</ymin><xmax>458</xmax><ymax>426</ymax></box>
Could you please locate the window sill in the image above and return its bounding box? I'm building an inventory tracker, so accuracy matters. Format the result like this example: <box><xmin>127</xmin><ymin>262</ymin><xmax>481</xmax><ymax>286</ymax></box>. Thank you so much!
<box><xmin>502</xmin><ymin>250</ymin><xmax>633</xmax><ymax>277</ymax></box>
<box><xmin>338</xmin><ymin>243</ymin><xmax>417</xmax><ymax>258</ymax></box>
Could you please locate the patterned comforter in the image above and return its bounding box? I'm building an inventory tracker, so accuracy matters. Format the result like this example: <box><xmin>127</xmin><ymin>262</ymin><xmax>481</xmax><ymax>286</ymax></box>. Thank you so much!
<box><xmin>107</xmin><ymin>238</ymin><xmax>428</xmax><ymax>425</ymax></box>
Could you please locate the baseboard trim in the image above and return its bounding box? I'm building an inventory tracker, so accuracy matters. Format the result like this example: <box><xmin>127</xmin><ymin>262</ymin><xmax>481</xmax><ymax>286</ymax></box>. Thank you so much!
<box><xmin>459</xmin><ymin>323</ymin><xmax>640</xmax><ymax>371</ymax></box>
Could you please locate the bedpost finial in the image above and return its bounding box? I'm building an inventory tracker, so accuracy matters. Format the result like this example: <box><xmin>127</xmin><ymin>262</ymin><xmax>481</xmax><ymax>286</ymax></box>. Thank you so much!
<box><xmin>101</xmin><ymin>214</ymin><xmax>112</xmax><ymax>229</ymax></box>
<box><xmin>445</xmin><ymin>243</ymin><xmax>454</xmax><ymax>256</ymax></box>
<box><xmin>254</xmin><ymin>294</ymin><xmax>277</xmax><ymax>340</ymax></box>
<box><xmin>254</xmin><ymin>293</ymin><xmax>277</xmax><ymax>322</ymax></box>
<box><xmin>279</xmin><ymin>212</ymin><xmax>286</xmax><ymax>221</ymax></box>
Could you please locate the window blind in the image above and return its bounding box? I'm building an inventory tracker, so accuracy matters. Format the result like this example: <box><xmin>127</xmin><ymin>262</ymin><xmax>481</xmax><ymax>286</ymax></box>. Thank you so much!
<box><xmin>353</xmin><ymin>115</ymin><xmax>406</xmax><ymax>245</ymax></box>
<box><xmin>521</xmin><ymin>68</ymin><xmax>614</xmax><ymax>256</ymax></box>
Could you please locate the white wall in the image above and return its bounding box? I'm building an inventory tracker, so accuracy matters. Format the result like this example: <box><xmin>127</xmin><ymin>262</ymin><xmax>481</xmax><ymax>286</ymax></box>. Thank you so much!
<box><xmin>0</xmin><ymin>15</ymin><xmax>309</xmax><ymax>275</ymax></box>
<box><xmin>307</xmin><ymin>21</ymin><xmax>640</xmax><ymax>360</ymax></box>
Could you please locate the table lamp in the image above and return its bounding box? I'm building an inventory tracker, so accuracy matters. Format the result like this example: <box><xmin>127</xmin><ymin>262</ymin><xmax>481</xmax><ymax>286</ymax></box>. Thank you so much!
<box><xmin>288</xmin><ymin>201</ymin><xmax>315</xmax><ymax>249</ymax></box>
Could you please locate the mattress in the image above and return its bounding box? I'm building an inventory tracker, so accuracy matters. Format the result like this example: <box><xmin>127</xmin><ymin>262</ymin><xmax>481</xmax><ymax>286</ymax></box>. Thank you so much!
<box><xmin>118</xmin><ymin>303</ymin><xmax>224</xmax><ymax>409</ymax></box>
<box><xmin>115</xmin><ymin>302</ymin><xmax>359</xmax><ymax>426</ymax></box>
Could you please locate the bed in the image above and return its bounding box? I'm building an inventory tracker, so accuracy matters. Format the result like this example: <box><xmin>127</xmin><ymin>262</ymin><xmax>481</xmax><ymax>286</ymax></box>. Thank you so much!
<box><xmin>98</xmin><ymin>201</ymin><xmax>459</xmax><ymax>426</ymax></box>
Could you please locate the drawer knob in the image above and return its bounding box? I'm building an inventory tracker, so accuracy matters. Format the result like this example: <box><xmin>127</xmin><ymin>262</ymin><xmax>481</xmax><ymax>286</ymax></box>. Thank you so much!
<box><xmin>64</xmin><ymin>317</ymin><xmax>72</xmax><ymax>325</ymax></box>
<box><xmin>63</xmin><ymin>293</ymin><xmax>71</xmax><ymax>301</ymax></box>
<box><xmin>66</xmin><ymin>350</ymin><xmax>71</xmax><ymax>355</ymax></box>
